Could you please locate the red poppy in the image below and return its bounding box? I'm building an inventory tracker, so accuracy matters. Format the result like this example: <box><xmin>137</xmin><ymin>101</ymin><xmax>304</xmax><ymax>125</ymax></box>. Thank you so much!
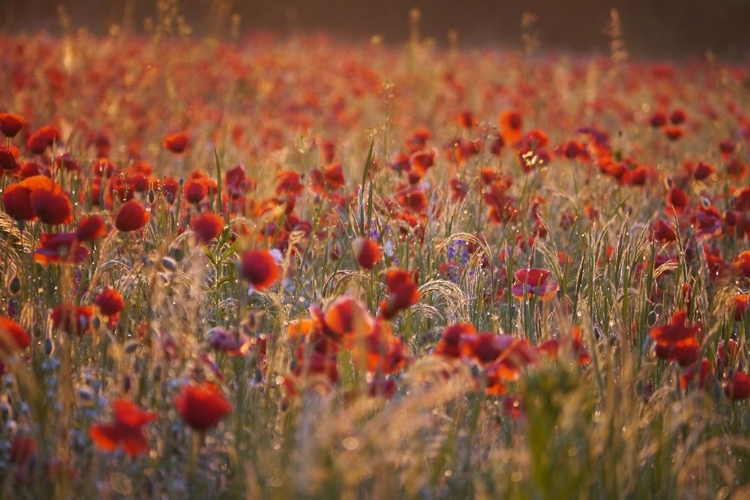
<box><xmin>28</xmin><ymin>178</ymin><xmax>73</xmax><ymax>225</ymax></box>
<box><xmin>649</xmin><ymin>111</ymin><xmax>667</xmax><ymax>128</ymax></box>
<box><xmin>435</xmin><ymin>323</ymin><xmax>476</xmax><ymax>358</ymax></box>
<box><xmin>34</xmin><ymin>232</ymin><xmax>90</xmax><ymax>265</ymax></box>
<box><xmin>0</xmin><ymin>146</ymin><xmax>17</xmax><ymax>170</ymax></box>
<box><xmin>733</xmin><ymin>251</ymin><xmax>750</xmax><ymax>278</ymax></box>
<box><xmin>322</xmin><ymin>295</ymin><xmax>375</xmax><ymax>342</ymax></box>
<box><xmin>163</xmin><ymin>132</ymin><xmax>189</xmax><ymax>154</ymax></box>
<box><xmin>26</xmin><ymin>125</ymin><xmax>62</xmax><ymax>154</ymax></box>
<box><xmin>0</xmin><ymin>317</ymin><xmax>31</xmax><ymax>355</ymax></box>
<box><xmin>225</xmin><ymin>165</ymin><xmax>249</xmax><ymax>198</ymax></box>
<box><xmin>651</xmin><ymin>219</ymin><xmax>677</xmax><ymax>243</ymax></box>
<box><xmin>663</xmin><ymin>126</ymin><xmax>684</xmax><ymax>141</ymax></box>
<box><xmin>175</xmin><ymin>382</ymin><xmax>232</xmax><ymax>431</ymax></box>
<box><xmin>692</xmin><ymin>161</ymin><xmax>715</xmax><ymax>181</ymax></box>
<box><xmin>680</xmin><ymin>359</ymin><xmax>710</xmax><ymax>391</ymax></box>
<box><xmin>670</xmin><ymin>109</ymin><xmax>686</xmax><ymax>125</ymax></box>
<box><xmin>51</xmin><ymin>305</ymin><xmax>96</xmax><ymax>335</ymax></box>
<box><xmin>460</xmin><ymin>332</ymin><xmax>515</xmax><ymax>364</ymax></box>
<box><xmin>276</xmin><ymin>170</ymin><xmax>304</xmax><ymax>196</ymax></box>
<box><xmin>115</xmin><ymin>200</ymin><xmax>149</xmax><ymax>232</ymax></box>
<box><xmin>379</xmin><ymin>268</ymin><xmax>419</xmax><ymax>319</ymax></box>
<box><xmin>191</xmin><ymin>212</ymin><xmax>224</xmax><ymax>243</ymax></box>
<box><xmin>665</xmin><ymin>184</ymin><xmax>688</xmax><ymax>214</ymax></box>
<box><xmin>75</xmin><ymin>214</ymin><xmax>107</xmax><ymax>241</ymax></box>
<box><xmin>731</xmin><ymin>294</ymin><xmax>749</xmax><ymax>321</ymax></box>
<box><xmin>323</xmin><ymin>163</ymin><xmax>345</xmax><ymax>190</ymax></box>
<box><xmin>353</xmin><ymin>237</ymin><xmax>381</xmax><ymax>270</ymax></box>
<box><xmin>0</xmin><ymin>113</ymin><xmax>25</xmax><ymax>138</ymax></box>
<box><xmin>724</xmin><ymin>371</ymin><xmax>750</xmax><ymax>401</ymax></box>
<box><xmin>499</xmin><ymin>109</ymin><xmax>523</xmax><ymax>145</ymax></box>
<box><xmin>511</xmin><ymin>268</ymin><xmax>559</xmax><ymax>300</ymax></box>
<box><xmin>536</xmin><ymin>327</ymin><xmax>590</xmax><ymax>365</ymax></box>
<box><xmin>650</xmin><ymin>310</ymin><xmax>701</xmax><ymax>344</ymax></box>
<box><xmin>183</xmin><ymin>178</ymin><xmax>209</xmax><ymax>204</ymax></box>
<box><xmin>89</xmin><ymin>398</ymin><xmax>158</xmax><ymax>457</ymax></box>
<box><xmin>94</xmin><ymin>288</ymin><xmax>125</xmax><ymax>317</ymax></box>
<box><xmin>351</xmin><ymin>320</ymin><xmax>410</xmax><ymax>374</ymax></box>
<box><xmin>239</xmin><ymin>249</ymin><xmax>281</xmax><ymax>291</ymax></box>
<box><xmin>2</xmin><ymin>183</ymin><xmax>35</xmax><ymax>221</ymax></box>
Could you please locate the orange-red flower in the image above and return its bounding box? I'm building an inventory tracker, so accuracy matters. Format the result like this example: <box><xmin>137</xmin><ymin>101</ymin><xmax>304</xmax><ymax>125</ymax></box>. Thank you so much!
<box><xmin>175</xmin><ymin>382</ymin><xmax>232</xmax><ymax>431</ymax></box>
<box><xmin>724</xmin><ymin>371</ymin><xmax>750</xmax><ymax>401</ymax></box>
<box><xmin>733</xmin><ymin>251</ymin><xmax>750</xmax><ymax>278</ymax></box>
<box><xmin>51</xmin><ymin>305</ymin><xmax>96</xmax><ymax>336</ymax></box>
<box><xmin>115</xmin><ymin>200</ymin><xmax>149</xmax><ymax>232</ymax></box>
<box><xmin>183</xmin><ymin>178</ymin><xmax>209</xmax><ymax>204</ymax></box>
<box><xmin>650</xmin><ymin>310</ymin><xmax>701</xmax><ymax>366</ymax></box>
<box><xmin>89</xmin><ymin>398</ymin><xmax>158</xmax><ymax>457</ymax></box>
<box><xmin>511</xmin><ymin>268</ymin><xmax>559</xmax><ymax>300</ymax></box>
<box><xmin>379</xmin><ymin>268</ymin><xmax>419</xmax><ymax>319</ymax></box>
<box><xmin>536</xmin><ymin>327</ymin><xmax>591</xmax><ymax>365</ymax></box>
<box><xmin>2</xmin><ymin>183</ymin><xmax>35</xmax><ymax>221</ymax></box>
<box><xmin>34</xmin><ymin>232</ymin><xmax>90</xmax><ymax>264</ymax></box>
<box><xmin>75</xmin><ymin>214</ymin><xmax>107</xmax><ymax>241</ymax></box>
<box><xmin>240</xmin><ymin>249</ymin><xmax>280</xmax><ymax>291</ymax></box>
<box><xmin>0</xmin><ymin>317</ymin><xmax>31</xmax><ymax>355</ymax></box>
<box><xmin>731</xmin><ymin>294</ymin><xmax>749</xmax><ymax>321</ymax></box>
<box><xmin>163</xmin><ymin>132</ymin><xmax>189</xmax><ymax>154</ymax></box>
<box><xmin>435</xmin><ymin>323</ymin><xmax>476</xmax><ymax>358</ymax></box>
<box><xmin>0</xmin><ymin>146</ymin><xmax>17</xmax><ymax>170</ymax></box>
<box><xmin>352</xmin><ymin>237</ymin><xmax>381</xmax><ymax>270</ymax></box>
<box><xmin>0</xmin><ymin>113</ymin><xmax>25</xmax><ymax>138</ymax></box>
<box><xmin>94</xmin><ymin>288</ymin><xmax>125</xmax><ymax>317</ymax></box>
<box><xmin>26</xmin><ymin>125</ymin><xmax>62</xmax><ymax>154</ymax></box>
<box><xmin>28</xmin><ymin>178</ymin><xmax>73</xmax><ymax>225</ymax></box>
<box><xmin>191</xmin><ymin>212</ymin><xmax>224</xmax><ymax>243</ymax></box>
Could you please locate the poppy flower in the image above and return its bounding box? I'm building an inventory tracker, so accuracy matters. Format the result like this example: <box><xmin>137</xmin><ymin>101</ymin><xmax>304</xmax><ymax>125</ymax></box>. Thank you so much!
<box><xmin>322</xmin><ymin>295</ymin><xmax>375</xmax><ymax>342</ymax></box>
<box><xmin>733</xmin><ymin>251</ymin><xmax>750</xmax><ymax>278</ymax></box>
<box><xmin>323</xmin><ymin>163</ymin><xmax>345</xmax><ymax>190</ymax></box>
<box><xmin>692</xmin><ymin>161</ymin><xmax>715</xmax><ymax>181</ymax></box>
<box><xmin>175</xmin><ymin>382</ymin><xmax>232</xmax><ymax>431</ymax></box>
<box><xmin>680</xmin><ymin>359</ymin><xmax>711</xmax><ymax>391</ymax></box>
<box><xmin>499</xmin><ymin>109</ymin><xmax>523</xmax><ymax>144</ymax></box>
<box><xmin>0</xmin><ymin>146</ymin><xmax>17</xmax><ymax>170</ymax></box>
<box><xmin>239</xmin><ymin>249</ymin><xmax>281</xmax><ymax>291</ymax></box>
<box><xmin>28</xmin><ymin>179</ymin><xmax>73</xmax><ymax>225</ymax></box>
<box><xmin>0</xmin><ymin>317</ymin><xmax>31</xmax><ymax>355</ymax></box>
<box><xmin>460</xmin><ymin>332</ymin><xmax>515</xmax><ymax>364</ymax></box>
<box><xmin>94</xmin><ymin>288</ymin><xmax>125</xmax><ymax>317</ymax></box>
<box><xmin>663</xmin><ymin>126</ymin><xmax>683</xmax><ymax>141</ymax></box>
<box><xmin>650</xmin><ymin>310</ymin><xmax>701</xmax><ymax>344</ymax></box>
<box><xmin>731</xmin><ymin>294</ymin><xmax>749</xmax><ymax>321</ymax></box>
<box><xmin>665</xmin><ymin>184</ymin><xmax>688</xmax><ymax>214</ymax></box>
<box><xmin>163</xmin><ymin>132</ymin><xmax>189</xmax><ymax>154</ymax></box>
<box><xmin>435</xmin><ymin>323</ymin><xmax>476</xmax><ymax>358</ymax></box>
<box><xmin>26</xmin><ymin>125</ymin><xmax>62</xmax><ymax>154</ymax></box>
<box><xmin>352</xmin><ymin>237</ymin><xmax>381</xmax><ymax>270</ymax></box>
<box><xmin>115</xmin><ymin>200</ymin><xmax>149</xmax><ymax>232</ymax></box>
<box><xmin>34</xmin><ymin>232</ymin><xmax>90</xmax><ymax>264</ymax></box>
<box><xmin>536</xmin><ymin>327</ymin><xmax>590</xmax><ymax>365</ymax></box>
<box><xmin>183</xmin><ymin>178</ymin><xmax>208</xmax><ymax>204</ymax></box>
<box><xmin>724</xmin><ymin>371</ymin><xmax>750</xmax><ymax>401</ymax></box>
<box><xmin>2</xmin><ymin>183</ymin><xmax>35</xmax><ymax>221</ymax></box>
<box><xmin>0</xmin><ymin>113</ymin><xmax>25</xmax><ymax>138</ymax></box>
<box><xmin>224</xmin><ymin>165</ymin><xmax>249</xmax><ymax>198</ymax></box>
<box><xmin>670</xmin><ymin>109</ymin><xmax>686</xmax><ymax>125</ymax></box>
<box><xmin>191</xmin><ymin>212</ymin><xmax>224</xmax><ymax>243</ymax></box>
<box><xmin>51</xmin><ymin>305</ymin><xmax>96</xmax><ymax>335</ymax></box>
<box><xmin>89</xmin><ymin>398</ymin><xmax>158</xmax><ymax>457</ymax></box>
<box><xmin>511</xmin><ymin>268</ymin><xmax>559</xmax><ymax>300</ymax></box>
<box><xmin>379</xmin><ymin>268</ymin><xmax>419</xmax><ymax>319</ymax></box>
<box><xmin>649</xmin><ymin>111</ymin><xmax>667</xmax><ymax>128</ymax></box>
<box><xmin>75</xmin><ymin>214</ymin><xmax>107</xmax><ymax>241</ymax></box>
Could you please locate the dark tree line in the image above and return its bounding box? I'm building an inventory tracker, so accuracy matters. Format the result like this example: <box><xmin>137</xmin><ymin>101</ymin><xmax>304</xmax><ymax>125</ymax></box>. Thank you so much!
<box><xmin>2</xmin><ymin>0</ymin><xmax>749</xmax><ymax>58</ymax></box>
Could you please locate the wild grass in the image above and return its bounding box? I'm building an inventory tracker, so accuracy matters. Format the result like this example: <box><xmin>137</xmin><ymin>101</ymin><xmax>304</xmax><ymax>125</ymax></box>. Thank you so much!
<box><xmin>0</xmin><ymin>24</ymin><xmax>748</xmax><ymax>500</ymax></box>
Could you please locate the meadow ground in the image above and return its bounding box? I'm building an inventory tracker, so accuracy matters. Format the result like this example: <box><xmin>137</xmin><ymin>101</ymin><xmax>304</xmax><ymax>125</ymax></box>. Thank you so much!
<box><xmin>0</xmin><ymin>24</ymin><xmax>749</xmax><ymax>499</ymax></box>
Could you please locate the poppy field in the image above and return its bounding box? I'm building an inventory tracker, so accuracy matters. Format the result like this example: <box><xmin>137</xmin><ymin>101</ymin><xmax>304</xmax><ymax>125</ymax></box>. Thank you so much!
<box><xmin>0</xmin><ymin>22</ymin><xmax>750</xmax><ymax>499</ymax></box>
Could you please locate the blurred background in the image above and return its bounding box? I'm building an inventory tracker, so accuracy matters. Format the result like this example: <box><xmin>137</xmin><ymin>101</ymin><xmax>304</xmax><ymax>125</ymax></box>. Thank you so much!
<box><xmin>2</xmin><ymin>0</ymin><xmax>749</xmax><ymax>58</ymax></box>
